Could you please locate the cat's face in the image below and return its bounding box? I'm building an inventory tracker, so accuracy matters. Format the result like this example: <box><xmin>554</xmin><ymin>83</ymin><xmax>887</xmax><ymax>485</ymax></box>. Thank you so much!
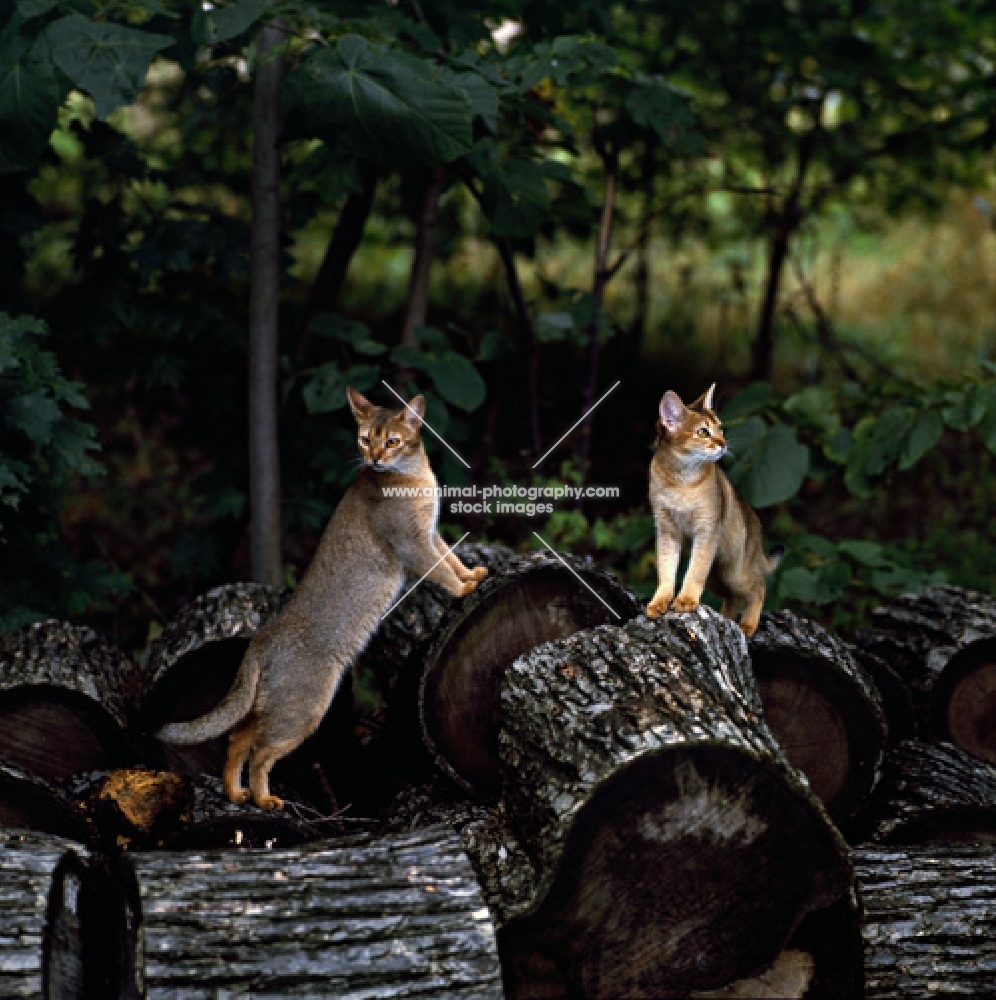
<box><xmin>347</xmin><ymin>388</ymin><xmax>425</xmax><ymax>472</ymax></box>
<box><xmin>656</xmin><ymin>385</ymin><xmax>727</xmax><ymax>467</ymax></box>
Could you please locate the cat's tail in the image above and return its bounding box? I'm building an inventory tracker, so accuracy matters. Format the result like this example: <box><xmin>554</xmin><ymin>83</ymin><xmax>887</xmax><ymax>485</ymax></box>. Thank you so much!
<box><xmin>156</xmin><ymin>654</ymin><xmax>261</xmax><ymax>745</ymax></box>
<box><xmin>764</xmin><ymin>544</ymin><xmax>786</xmax><ymax>574</ymax></box>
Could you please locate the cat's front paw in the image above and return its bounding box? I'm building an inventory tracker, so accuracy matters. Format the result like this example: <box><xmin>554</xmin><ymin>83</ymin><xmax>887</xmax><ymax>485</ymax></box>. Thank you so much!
<box><xmin>254</xmin><ymin>794</ymin><xmax>284</xmax><ymax>811</ymax></box>
<box><xmin>457</xmin><ymin>579</ymin><xmax>479</xmax><ymax>597</ymax></box>
<box><xmin>671</xmin><ymin>594</ymin><xmax>700</xmax><ymax>613</ymax></box>
<box><xmin>470</xmin><ymin>566</ymin><xmax>488</xmax><ymax>581</ymax></box>
<box><xmin>226</xmin><ymin>787</ymin><xmax>251</xmax><ymax>806</ymax></box>
<box><xmin>646</xmin><ymin>593</ymin><xmax>673</xmax><ymax>618</ymax></box>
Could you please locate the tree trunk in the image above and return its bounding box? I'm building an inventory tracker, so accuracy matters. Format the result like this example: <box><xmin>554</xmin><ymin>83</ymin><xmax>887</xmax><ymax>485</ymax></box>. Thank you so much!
<box><xmin>140</xmin><ymin>582</ymin><xmax>351</xmax><ymax>809</ymax></box>
<box><xmin>750</xmin><ymin>220</ymin><xmax>792</xmax><ymax>381</ymax></box>
<box><xmin>400</xmin><ymin>166</ymin><xmax>444</xmax><ymax>351</ymax></box>
<box><xmin>247</xmin><ymin>8</ymin><xmax>285</xmax><ymax>586</ymax></box>
<box><xmin>125</xmin><ymin>826</ymin><xmax>503</xmax><ymax>999</ymax></box>
<box><xmin>854</xmin><ymin>844</ymin><xmax>996</xmax><ymax>998</ymax></box>
<box><xmin>418</xmin><ymin>551</ymin><xmax>641</xmax><ymax>797</ymax></box>
<box><xmin>749</xmin><ymin>610</ymin><xmax>887</xmax><ymax>831</ymax></box>
<box><xmin>579</xmin><ymin>144</ymin><xmax>618</xmax><ymax>478</ymax></box>
<box><xmin>0</xmin><ymin>760</ymin><xmax>89</xmax><ymax>843</ymax></box>
<box><xmin>0</xmin><ymin>621</ymin><xmax>136</xmax><ymax>781</ymax></box>
<box><xmin>864</xmin><ymin>739</ymin><xmax>996</xmax><ymax>844</ymax></box>
<box><xmin>0</xmin><ymin>830</ymin><xmax>90</xmax><ymax>1000</ymax></box>
<box><xmin>851</xmin><ymin>645</ymin><xmax>916</xmax><ymax>745</ymax></box>
<box><xmin>294</xmin><ymin>173</ymin><xmax>378</xmax><ymax>365</ymax></box>
<box><xmin>855</xmin><ymin>584</ymin><xmax>996</xmax><ymax>763</ymax></box>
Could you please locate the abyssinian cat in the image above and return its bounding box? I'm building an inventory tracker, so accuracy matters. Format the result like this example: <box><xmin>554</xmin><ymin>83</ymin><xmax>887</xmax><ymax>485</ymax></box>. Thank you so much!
<box><xmin>646</xmin><ymin>385</ymin><xmax>780</xmax><ymax>637</ymax></box>
<box><xmin>157</xmin><ymin>387</ymin><xmax>486</xmax><ymax>809</ymax></box>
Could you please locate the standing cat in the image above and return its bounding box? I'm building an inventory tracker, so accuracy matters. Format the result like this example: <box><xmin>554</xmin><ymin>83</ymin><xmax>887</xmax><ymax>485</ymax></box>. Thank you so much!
<box><xmin>646</xmin><ymin>384</ymin><xmax>779</xmax><ymax>637</ymax></box>
<box><xmin>157</xmin><ymin>387</ymin><xmax>486</xmax><ymax>809</ymax></box>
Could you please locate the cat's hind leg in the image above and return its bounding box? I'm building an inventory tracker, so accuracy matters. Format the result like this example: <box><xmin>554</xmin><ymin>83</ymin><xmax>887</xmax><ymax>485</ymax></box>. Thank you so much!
<box><xmin>739</xmin><ymin>584</ymin><xmax>765</xmax><ymax>638</ymax></box>
<box><xmin>248</xmin><ymin>738</ymin><xmax>302</xmax><ymax>811</ymax></box>
<box><xmin>224</xmin><ymin>721</ymin><xmax>255</xmax><ymax>805</ymax></box>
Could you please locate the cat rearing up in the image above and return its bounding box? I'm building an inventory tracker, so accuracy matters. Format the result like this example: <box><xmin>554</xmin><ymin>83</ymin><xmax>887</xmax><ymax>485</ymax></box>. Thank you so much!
<box><xmin>646</xmin><ymin>384</ymin><xmax>779</xmax><ymax>637</ymax></box>
<box><xmin>156</xmin><ymin>387</ymin><xmax>486</xmax><ymax>809</ymax></box>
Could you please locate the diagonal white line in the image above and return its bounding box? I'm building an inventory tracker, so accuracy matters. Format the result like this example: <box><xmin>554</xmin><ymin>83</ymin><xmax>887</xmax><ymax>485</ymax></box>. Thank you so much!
<box><xmin>381</xmin><ymin>532</ymin><xmax>471</xmax><ymax>620</ymax></box>
<box><xmin>532</xmin><ymin>380</ymin><xmax>621</xmax><ymax>469</ymax></box>
<box><xmin>381</xmin><ymin>380</ymin><xmax>471</xmax><ymax>468</ymax></box>
<box><xmin>531</xmin><ymin>532</ymin><xmax>622</xmax><ymax>619</ymax></box>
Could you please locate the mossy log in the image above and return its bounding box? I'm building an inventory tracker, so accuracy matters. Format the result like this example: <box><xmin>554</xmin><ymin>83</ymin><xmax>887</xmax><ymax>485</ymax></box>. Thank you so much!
<box><xmin>0</xmin><ymin>621</ymin><xmax>136</xmax><ymax>781</ymax></box>
<box><xmin>139</xmin><ymin>582</ymin><xmax>349</xmax><ymax>807</ymax></box>
<box><xmin>124</xmin><ymin>825</ymin><xmax>503</xmax><ymax>999</ymax></box>
<box><xmin>856</xmin><ymin>584</ymin><xmax>996</xmax><ymax>762</ymax></box>
<box><xmin>0</xmin><ymin>830</ymin><xmax>90</xmax><ymax>1000</ymax></box>
<box><xmin>418</xmin><ymin>549</ymin><xmax>640</xmax><ymax>797</ymax></box>
<box><xmin>749</xmin><ymin>611</ymin><xmax>887</xmax><ymax>829</ymax></box>
<box><xmin>0</xmin><ymin>761</ymin><xmax>89</xmax><ymax>842</ymax></box>
<box><xmin>855</xmin><ymin>844</ymin><xmax>996</xmax><ymax>998</ymax></box>
<box><xmin>865</xmin><ymin>739</ymin><xmax>996</xmax><ymax>844</ymax></box>
<box><xmin>412</xmin><ymin>608</ymin><xmax>858</xmax><ymax>999</ymax></box>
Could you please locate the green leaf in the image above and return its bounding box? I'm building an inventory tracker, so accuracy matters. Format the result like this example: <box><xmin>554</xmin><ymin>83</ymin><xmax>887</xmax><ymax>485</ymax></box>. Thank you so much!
<box><xmin>941</xmin><ymin>384</ymin><xmax>988</xmax><ymax>431</ymax></box>
<box><xmin>722</xmin><ymin>415</ymin><xmax>766</xmax><ymax>459</ymax></box>
<box><xmin>0</xmin><ymin>28</ymin><xmax>66</xmax><ymax>172</ymax></box>
<box><xmin>782</xmin><ymin>386</ymin><xmax>840</xmax><ymax>435</ymax></box>
<box><xmin>979</xmin><ymin>387</ymin><xmax>996</xmax><ymax>455</ymax></box>
<box><xmin>16</xmin><ymin>0</ymin><xmax>60</xmax><ymax>19</ymax></box>
<box><xmin>898</xmin><ymin>407</ymin><xmax>942</xmax><ymax>470</ymax></box>
<box><xmin>476</xmin><ymin>330</ymin><xmax>506</xmax><ymax>361</ymax></box>
<box><xmin>778</xmin><ymin>560</ymin><xmax>851</xmax><ymax>605</ymax></box>
<box><xmin>725</xmin><ymin>422</ymin><xmax>809</xmax><ymax>508</ymax></box>
<box><xmin>837</xmin><ymin>540</ymin><xmax>888</xmax><ymax>567</ymax></box>
<box><xmin>310</xmin><ymin>314</ymin><xmax>385</xmax><ymax>355</ymax></box>
<box><xmin>719</xmin><ymin>382</ymin><xmax>771</xmax><ymax>421</ymax></box>
<box><xmin>302</xmin><ymin>361</ymin><xmax>379</xmax><ymax>413</ymax></box>
<box><xmin>8</xmin><ymin>390</ymin><xmax>61</xmax><ymax>445</ymax></box>
<box><xmin>535</xmin><ymin>310</ymin><xmax>575</xmax><ymax>343</ymax></box>
<box><xmin>845</xmin><ymin>406</ymin><xmax>914</xmax><ymax>496</ymax></box>
<box><xmin>192</xmin><ymin>0</ymin><xmax>268</xmax><ymax>46</ymax></box>
<box><xmin>625</xmin><ymin>79</ymin><xmax>701</xmax><ymax>156</ymax></box>
<box><xmin>285</xmin><ymin>36</ymin><xmax>473</xmax><ymax>165</ymax></box>
<box><xmin>42</xmin><ymin>15</ymin><xmax>173</xmax><ymax>118</ymax></box>
<box><xmin>429</xmin><ymin>352</ymin><xmax>486</xmax><ymax>412</ymax></box>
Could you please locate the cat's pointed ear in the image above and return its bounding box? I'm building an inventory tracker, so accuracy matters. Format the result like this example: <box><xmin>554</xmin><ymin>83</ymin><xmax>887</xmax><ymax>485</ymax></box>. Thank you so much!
<box><xmin>691</xmin><ymin>383</ymin><xmax>717</xmax><ymax>412</ymax></box>
<box><xmin>402</xmin><ymin>394</ymin><xmax>426</xmax><ymax>431</ymax></box>
<box><xmin>347</xmin><ymin>387</ymin><xmax>375</xmax><ymax>421</ymax></box>
<box><xmin>659</xmin><ymin>391</ymin><xmax>686</xmax><ymax>433</ymax></box>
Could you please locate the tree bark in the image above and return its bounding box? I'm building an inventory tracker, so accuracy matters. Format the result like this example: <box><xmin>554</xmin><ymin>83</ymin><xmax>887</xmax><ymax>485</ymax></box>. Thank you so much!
<box><xmin>0</xmin><ymin>620</ymin><xmax>136</xmax><ymax>781</ymax></box>
<box><xmin>494</xmin><ymin>609</ymin><xmax>856</xmax><ymax>999</ymax></box>
<box><xmin>400</xmin><ymin>166</ymin><xmax>444</xmax><ymax>351</ymax></box>
<box><xmin>0</xmin><ymin>830</ymin><xmax>90</xmax><ymax>1000</ymax></box>
<box><xmin>854</xmin><ymin>844</ymin><xmax>996</xmax><ymax>999</ymax></box>
<box><xmin>749</xmin><ymin>610</ymin><xmax>887</xmax><ymax>831</ymax></box>
<box><xmin>864</xmin><ymin>739</ymin><xmax>996</xmax><ymax>844</ymax></box>
<box><xmin>855</xmin><ymin>584</ymin><xmax>996</xmax><ymax>763</ymax></box>
<box><xmin>418</xmin><ymin>550</ymin><xmax>641</xmax><ymax>797</ymax></box>
<box><xmin>0</xmin><ymin>760</ymin><xmax>89</xmax><ymax>843</ymax></box>
<box><xmin>247</xmin><ymin>8</ymin><xmax>285</xmax><ymax>586</ymax></box>
<box><xmin>125</xmin><ymin>826</ymin><xmax>503</xmax><ymax>999</ymax></box>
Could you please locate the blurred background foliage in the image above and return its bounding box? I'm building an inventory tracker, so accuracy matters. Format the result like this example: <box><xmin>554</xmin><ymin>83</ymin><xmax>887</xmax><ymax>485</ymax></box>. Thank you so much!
<box><xmin>1</xmin><ymin>0</ymin><xmax>996</xmax><ymax>648</ymax></box>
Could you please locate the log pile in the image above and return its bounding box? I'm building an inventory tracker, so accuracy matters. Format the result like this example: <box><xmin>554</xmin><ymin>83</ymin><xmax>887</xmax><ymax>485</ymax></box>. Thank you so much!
<box><xmin>5</xmin><ymin>571</ymin><xmax>996</xmax><ymax>996</ymax></box>
<box><xmin>749</xmin><ymin>611</ymin><xmax>886</xmax><ymax>830</ymax></box>
<box><xmin>856</xmin><ymin>584</ymin><xmax>996</xmax><ymax>762</ymax></box>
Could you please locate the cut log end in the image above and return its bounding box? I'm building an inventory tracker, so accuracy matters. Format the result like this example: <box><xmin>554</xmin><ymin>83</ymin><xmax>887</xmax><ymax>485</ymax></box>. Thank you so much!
<box><xmin>0</xmin><ymin>690</ymin><xmax>132</xmax><ymax>782</ymax></box>
<box><xmin>421</xmin><ymin>561</ymin><xmax>638</xmax><ymax>795</ymax></box>
<box><xmin>939</xmin><ymin>657</ymin><xmax>996</xmax><ymax>765</ymax></box>
<box><xmin>524</xmin><ymin>748</ymin><xmax>849</xmax><ymax>998</ymax></box>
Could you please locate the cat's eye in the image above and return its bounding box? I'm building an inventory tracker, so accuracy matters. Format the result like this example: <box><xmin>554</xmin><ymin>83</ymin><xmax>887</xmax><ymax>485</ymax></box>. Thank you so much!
<box><xmin>697</xmin><ymin>427</ymin><xmax>711</xmax><ymax>437</ymax></box>
<box><xmin>386</xmin><ymin>436</ymin><xmax>401</xmax><ymax>447</ymax></box>
<box><xmin>360</xmin><ymin>435</ymin><xmax>370</xmax><ymax>446</ymax></box>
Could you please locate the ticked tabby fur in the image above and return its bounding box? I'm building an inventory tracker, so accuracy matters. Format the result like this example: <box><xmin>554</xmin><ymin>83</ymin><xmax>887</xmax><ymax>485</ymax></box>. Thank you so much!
<box><xmin>157</xmin><ymin>388</ymin><xmax>486</xmax><ymax>809</ymax></box>
<box><xmin>647</xmin><ymin>384</ymin><xmax>779</xmax><ymax>637</ymax></box>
